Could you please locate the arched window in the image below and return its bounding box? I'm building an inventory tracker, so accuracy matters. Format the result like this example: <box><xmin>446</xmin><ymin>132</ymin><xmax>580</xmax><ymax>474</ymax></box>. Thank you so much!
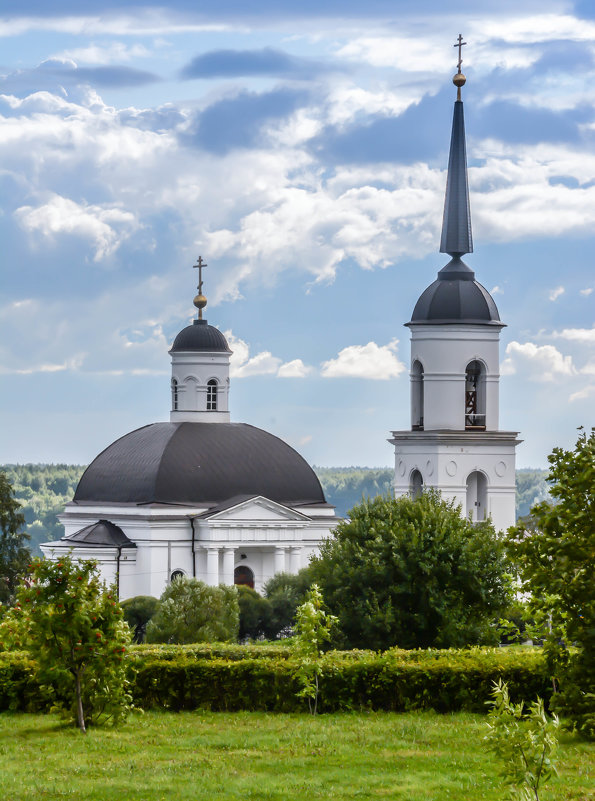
<box><xmin>234</xmin><ymin>565</ymin><xmax>254</xmax><ymax>589</ymax></box>
<box><xmin>171</xmin><ymin>378</ymin><xmax>179</xmax><ymax>411</ymax></box>
<box><xmin>411</xmin><ymin>360</ymin><xmax>424</xmax><ymax>430</ymax></box>
<box><xmin>410</xmin><ymin>469</ymin><xmax>423</xmax><ymax>499</ymax></box>
<box><xmin>465</xmin><ymin>360</ymin><xmax>486</xmax><ymax>430</ymax></box>
<box><xmin>170</xmin><ymin>569</ymin><xmax>184</xmax><ymax>582</ymax></box>
<box><xmin>207</xmin><ymin>379</ymin><xmax>218</xmax><ymax>411</ymax></box>
<box><xmin>466</xmin><ymin>471</ymin><xmax>488</xmax><ymax>522</ymax></box>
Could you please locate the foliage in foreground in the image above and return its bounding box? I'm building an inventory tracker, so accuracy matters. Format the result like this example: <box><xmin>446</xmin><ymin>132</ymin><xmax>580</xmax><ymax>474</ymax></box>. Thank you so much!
<box><xmin>0</xmin><ymin>556</ymin><xmax>131</xmax><ymax>732</ymax></box>
<box><xmin>311</xmin><ymin>490</ymin><xmax>512</xmax><ymax>651</ymax></box>
<box><xmin>0</xmin><ymin>643</ymin><xmax>550</xmax><ymax>715</ymax></box>
<box><xmin>0</xmin><ymin>472</ymin><xmax>31</xmax><ymax>606</ymax></box>
<box><xmin>121</xmin><ymin>595</ymin><xmax>159</xmax><ymax>643</ymax></box>
<box><xmin>485</xmin><ymin>680</ymin><xmax>559</xmax><ymax>801</ymax></box>
<box><xmin>508</xmin><ymin>427</ymin><xmax>595</xmax><ymax>738</ymax></box>
<box><xmin>292</xmin><ymin>584</ymin><xmax>336</xmax><ymax>714</ymax></box>
<box><xmin>146</xmin><ymin>577</ymin><xmax>238</xmax><ymax>644</ymax></box>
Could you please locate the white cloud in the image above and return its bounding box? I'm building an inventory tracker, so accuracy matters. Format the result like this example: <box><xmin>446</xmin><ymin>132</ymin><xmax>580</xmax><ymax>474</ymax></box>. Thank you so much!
<box><xmin>569</xmin><ymin>384</ymin><xmax>595</xmax><ymax>402</ymax></box>
<box><xmin>54</xmin><ymin>42</ymin><xmax>151</xmax><ymax>65</ymax></box>
<box><xmin>277</xmin><ymin>359</ymin><xmax>312</xmax><ymax>378</ymax></box>
<box><xmin>501</xmin><ymin>341</ymin><xmax>575</xmax><ymax>382</ymax></box>
<box><xmin>552</xmin><ymin>326</ymin><xmax>595</xmax><ymax>343</ymax></box>
<box><xmin>15</xmin><ymin>194</ymin><xmax>139</xmax><ymax>260</ymax></box>
<box><xmin>225</xmin><ymin>331</ymin><xmax>282</xmax><ymax>378</ymax></box>
<box><xmin>580</xmin><ymin>288</ymin><xmax>593</xmax><ymax>296</ymax></box>
<box><xmin>321</xmin><ymin>338</ymin><xmax>405</xmax><ymax>380</ymax></box>
<box><xmin>548</xmin><ymin>286</ymin><xmax>565</xmax><ymax>302</ymax></box>
<box><xmin>490</xmin><ymin>285</ymin><xmax>503</xmax><ymax>295</ymax></box>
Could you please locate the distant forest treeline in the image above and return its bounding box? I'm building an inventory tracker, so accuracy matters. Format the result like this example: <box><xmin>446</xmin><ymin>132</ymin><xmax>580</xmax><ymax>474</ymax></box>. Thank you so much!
<box><xmin>1</xmin><ymin>463</ymin><xmax>550</xmax><ymax>555</ymax></box>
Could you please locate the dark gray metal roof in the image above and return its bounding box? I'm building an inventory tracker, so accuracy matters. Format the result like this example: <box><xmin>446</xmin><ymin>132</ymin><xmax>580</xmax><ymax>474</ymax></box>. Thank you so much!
<box><xmin>74</xmin><ymin>422</ymin><xmax>327</xmax><ymax>507</ymax></box>
<box><xmin>170</xmin><ymin>319</ymin><xmax>231</xmax><ymax>353</ymax></box>
<box><xmin>63</xmin><ymin>520</ymin><xmax>136</xmax><ymax>548</ymax></box>
<box><xmin>440</xmin><ymin>100</ymin><xmax>473</xmax><ymax>256</ymax></box>
<box><xmin>409</xmin><ymin>256</ymin><xmax>502</xmax><ymax>325</ymax></box>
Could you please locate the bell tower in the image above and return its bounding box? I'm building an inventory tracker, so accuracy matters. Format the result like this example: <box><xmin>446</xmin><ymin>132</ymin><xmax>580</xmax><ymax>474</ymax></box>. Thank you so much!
<box><xmin>169</xmin><ymin>256</ymin><xmax>232</xmax><ymax>423</ymax></box>
<box><xmin>389</xmin><ymin>37</ymin><xmax>521</xmax><ymax>531</ymax></box>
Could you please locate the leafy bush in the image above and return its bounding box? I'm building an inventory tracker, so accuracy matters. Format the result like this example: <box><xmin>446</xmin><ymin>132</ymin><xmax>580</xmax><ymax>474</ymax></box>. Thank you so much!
<box><xmin>508</xmin><ymin>427</ymin><xmax>595</xmax><ymax>737</ymax></box>
<box><xmin>311</xmin><ymin>490</ymin><xmax>512</xmax><ymax>651</ymax></box>
<box><xmin>146</xmin><ymin>578</ymin><xmax>238</xmax><ymax>644</ymax></box>
<box><xmin>0</xmin><ymin>644</ymin><xmax>551</xmax><ymax>715</ymax></box>
<box><xmin>2</xmin><ymin>555</ymin><xmax>132</xmax><ymax>731</ymax></box>
<box><xmin>121</xmin><ymin>596</ymin><xmax>160</xmax><ymax>643</ymax></box>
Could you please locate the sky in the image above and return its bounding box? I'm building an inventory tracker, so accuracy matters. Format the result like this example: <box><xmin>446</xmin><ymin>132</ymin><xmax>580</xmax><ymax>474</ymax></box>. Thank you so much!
<box><xmin>1</xmin><ymin>0</ymin><xmax>593</xmax><ymax>470</ymax></box>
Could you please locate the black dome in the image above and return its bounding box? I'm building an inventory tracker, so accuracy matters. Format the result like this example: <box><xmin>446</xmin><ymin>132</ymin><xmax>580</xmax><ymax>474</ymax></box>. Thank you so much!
<box><xmin>409</xmin><ymin>257</ymin><xmax>502</xmax><ymax>326</ymax></box>
<box><xmin>74</xmin><ymin>422</ymin><xmax>326</xmax><ymax>507</ymax></box>
<box><xmin>170</xmin><ymin>319</ymin><xmax>231</xmax><ymax>353</ymax></box>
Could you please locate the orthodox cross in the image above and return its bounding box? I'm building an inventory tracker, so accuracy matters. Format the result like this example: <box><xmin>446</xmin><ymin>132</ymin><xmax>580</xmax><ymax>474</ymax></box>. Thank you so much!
<box><xmin>193</xmin><ymin>256</ymin><xmax>207</xmax><ymax>319</ymax></box>
<box><xmin>193</xmin><ymin>255</ymin><xmax>207</xmax><ymax>295</ymax></box>
<box><xmin>454</xmin><ymin>34</ymin><xmax>466</xmax><ymax>73</ymax></box>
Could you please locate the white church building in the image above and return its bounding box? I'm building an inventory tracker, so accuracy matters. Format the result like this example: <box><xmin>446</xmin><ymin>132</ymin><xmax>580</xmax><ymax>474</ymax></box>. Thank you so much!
<box><xmin>390</xmin><ymin>50</ymin><xmax>520</xmax><ymax>532</ymax></box>
<box><xmin>41</xmin><ymin>259</ymin><xmax>339</xmax><ymax>599</ymax></box>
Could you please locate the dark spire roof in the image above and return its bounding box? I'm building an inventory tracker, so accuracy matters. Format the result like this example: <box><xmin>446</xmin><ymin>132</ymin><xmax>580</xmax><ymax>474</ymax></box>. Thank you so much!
<box><xmin>439</xmin><ymin>99</ymin><xmax>473</xmax><ymax>256</ymax></box>
<box><xmin>409</xmin><ymin>43</ymin><xmax>502</xmax><ymax>327</ymax></box>
<box><xmin>62</xmin><ymin>520</ymin><xmax>136</xmax><ymax>548</ymax></box>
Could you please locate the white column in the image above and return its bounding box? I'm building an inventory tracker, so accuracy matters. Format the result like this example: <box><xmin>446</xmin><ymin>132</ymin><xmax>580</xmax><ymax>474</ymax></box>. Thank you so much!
<box><xmin>206</xmin><ymin>547</ymin><xmax>220</xmax><ymax>586</ymax></box>
<box><xmin>222</xmin><ymin>547</ymin><xmax>236</xmax><ymax>586</ymax></box>
<box><xmin>289</xmin><ymin>546</ymin><xmax>301</xmax><ymax>574</ymax></box>
<box><xmin>274</xmin><ymin>546</ymin><xmax>287</xmax><ymax>575</ymax></box>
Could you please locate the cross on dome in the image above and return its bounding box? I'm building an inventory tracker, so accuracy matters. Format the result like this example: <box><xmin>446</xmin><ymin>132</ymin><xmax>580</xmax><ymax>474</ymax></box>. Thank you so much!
<box><xmin>193</xmin><ymin>255</ymin><xmax>208</xmax><ymax>319</ymax></box>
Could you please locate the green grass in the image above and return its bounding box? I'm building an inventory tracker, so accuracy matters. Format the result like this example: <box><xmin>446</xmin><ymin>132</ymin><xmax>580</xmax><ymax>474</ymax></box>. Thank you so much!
<box><xmin>0</xmin><ymin>711</ymin><xmax>592</xmax><ymax>800</ymax></box>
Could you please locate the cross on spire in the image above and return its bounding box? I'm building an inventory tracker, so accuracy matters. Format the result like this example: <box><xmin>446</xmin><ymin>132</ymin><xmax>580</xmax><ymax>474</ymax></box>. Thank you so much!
<box><xmin>193</xmin><ymin>256</ymin><xmax>208</xmax><ymax>319</ymax></box>
<box><xmin>454</xmin><ymin>34</ymin><xmax>466</xmax><ymax>73</ymax></box>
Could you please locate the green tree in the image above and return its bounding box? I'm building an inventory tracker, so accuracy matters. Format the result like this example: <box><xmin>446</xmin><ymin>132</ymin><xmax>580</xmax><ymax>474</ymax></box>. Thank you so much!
<box><xmin>237</xmin><ymin>585</ymin><xmax>273</xmax><ymax>641</ymax></box>
<box><xmin>7</xmin><ymin>555</ymin><xmax>131</xmax><ymax>733</ymax></box>
<box><xmin>292</xmin><ymin>584</ymin><xmax>336</xmax><ymax>715</ymax></box>
<box><xmin>121</xmin><ymin>595</ymin><xmax>159</xmax><ymax>643</ymax></box>
<box><xmin>310</xmin><ymin>490</ymin><xmax>512</xmax><ymax>651</ymax></box>
<box><xmin>146</xmin><ymin>577</ymin><xmax>238</xmax><ymax>644</ymax></box>
<box><xmin>507</xmin><ymin>427</ymin><xmax>595</xmax><ymax>738</ymax></box>
<box><xmin>484</xmin><ymin>680</ymin><xmax>559</xmax><ymax>801</ymax></box>
<box><xmin>0</xmin><ymin>472</ymin><xmax>31</xmax><ymax>605</ymax></box>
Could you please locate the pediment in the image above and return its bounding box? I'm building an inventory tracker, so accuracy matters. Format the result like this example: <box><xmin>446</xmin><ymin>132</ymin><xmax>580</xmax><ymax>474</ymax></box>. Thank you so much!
<box><xmin>204</xmin><ymin>496</ymin><xmax>310</xmax><ymax>523</ymax></box>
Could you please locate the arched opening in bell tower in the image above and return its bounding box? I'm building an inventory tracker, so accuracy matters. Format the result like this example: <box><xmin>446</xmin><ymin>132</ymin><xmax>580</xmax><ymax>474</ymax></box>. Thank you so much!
<box><xmin>465</xmin><ymin>360</ymin><xmax>486</xmax><ymax>430</ymax></box>
<box><xmin>466</xmin><ymin>470</ymin><xmax>488</xmax><ymax>522</ymax></box>
<box><xmin>411</xmin><ymin>360</ymin><xmax>424</xmax><ymax>430</ymax></box>
<box><xmin>409</xmin><ymin>469</ymin><xmax>423</xmax><ymax>499</ymax></box>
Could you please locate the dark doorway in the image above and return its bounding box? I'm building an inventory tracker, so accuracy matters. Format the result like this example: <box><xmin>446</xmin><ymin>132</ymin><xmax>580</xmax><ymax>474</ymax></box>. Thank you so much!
<box><xmin>234</xmin><ymin>565</ymin><xmax>255</xmax><ymax>589</ymax></box>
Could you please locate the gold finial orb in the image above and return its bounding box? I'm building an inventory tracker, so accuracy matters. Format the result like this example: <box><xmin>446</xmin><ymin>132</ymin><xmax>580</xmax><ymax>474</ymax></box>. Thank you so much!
<box><xmin>453</xmin><ymin>72</ymin><xmax>466</xmax><ymax>88</ymax></box>
<box><xmin>193</xmin><ymin>294</ymin><xmax>207</xmax><ymax>310</ymax></box>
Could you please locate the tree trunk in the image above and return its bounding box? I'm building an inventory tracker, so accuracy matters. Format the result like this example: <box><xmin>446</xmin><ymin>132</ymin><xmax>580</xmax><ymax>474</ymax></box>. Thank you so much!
<box><xmin>75</xmin><ymin>671</ymin><xmax>86</xmax><ymax>733</ymax></box>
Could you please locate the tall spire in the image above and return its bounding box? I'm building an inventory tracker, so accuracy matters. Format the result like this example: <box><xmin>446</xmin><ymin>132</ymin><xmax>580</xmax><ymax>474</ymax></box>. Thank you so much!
<box><xmin>439</xmin><ymin>34</ymin><xmax>473</xmax><ymax>257</ymax></box>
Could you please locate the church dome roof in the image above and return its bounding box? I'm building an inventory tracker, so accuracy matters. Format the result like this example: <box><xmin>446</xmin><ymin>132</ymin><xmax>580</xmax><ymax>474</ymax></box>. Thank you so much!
<box><xmin>408</xmin><ymin>256</ymin><xmax>502</xmax><ymax>326</ymax></box>
<box><xmin>170</xmin><ymin>319</ymin><xmax>231</xmax><ymax>353</ymax></box>
<box><xmin>74</xmin><ymin>422</ymin><xmax>326</xmax><ymax>507</ymax></box>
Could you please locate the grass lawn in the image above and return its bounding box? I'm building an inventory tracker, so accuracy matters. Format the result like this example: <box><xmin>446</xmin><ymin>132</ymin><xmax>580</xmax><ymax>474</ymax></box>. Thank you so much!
<box><xmin>0</xmin><ymin>711</ymin><xmax>593</xmax><ymax>801</ymax></box>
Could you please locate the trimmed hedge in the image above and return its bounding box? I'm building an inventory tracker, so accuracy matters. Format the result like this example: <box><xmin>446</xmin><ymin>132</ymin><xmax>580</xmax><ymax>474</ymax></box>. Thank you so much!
<box><xmin>0</xmin><ymin>646</ymin><xmax>551</xmax><ymax>714</ymax></box>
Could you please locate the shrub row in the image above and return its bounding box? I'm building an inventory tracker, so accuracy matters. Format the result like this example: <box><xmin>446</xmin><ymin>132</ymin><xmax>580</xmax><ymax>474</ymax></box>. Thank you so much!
<box><xmin>0</xmin><ymin>646</ymin><xmax>551</xmax><ymax>715</ymax></box>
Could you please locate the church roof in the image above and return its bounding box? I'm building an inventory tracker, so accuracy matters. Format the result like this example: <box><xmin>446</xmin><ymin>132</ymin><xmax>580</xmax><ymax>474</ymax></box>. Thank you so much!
<box><xmin>170</xmin><ymin>319</ymin><xmax>231</xmax><ymax>353</ymax></box>
<box><xmin>62</xmin><ymin>519</ymin><xmax>136</xmax><ymax>548</ymax></box>
<box><xmin>73</xmin><ymin>422</ymin><xmax>326</xmax><ymax>507</ymax></box>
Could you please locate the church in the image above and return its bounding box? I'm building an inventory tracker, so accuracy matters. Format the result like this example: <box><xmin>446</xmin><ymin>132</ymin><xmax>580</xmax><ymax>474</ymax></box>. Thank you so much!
<box><xmin>41</xmin><ymin>40</ymin><xmax>519</xmax><ymax>599</ymax></box>
<box><xmin>40</xmin><ymin>260</ymin><xmax>340</xmax><ymax>599</ymax></box>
